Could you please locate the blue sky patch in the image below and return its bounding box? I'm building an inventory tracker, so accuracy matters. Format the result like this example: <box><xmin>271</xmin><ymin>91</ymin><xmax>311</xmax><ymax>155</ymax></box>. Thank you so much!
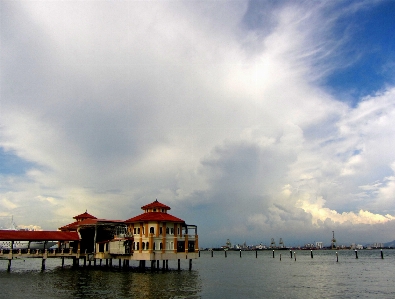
<box><xmin>0</xmin><ymin>147</ymin><xmax>34</xmax><ymax>175</ymax></box>
<box><xmin>324</xmin><ymin>1</ymin><xmax>395</xmax><ymax>106</ymax></box>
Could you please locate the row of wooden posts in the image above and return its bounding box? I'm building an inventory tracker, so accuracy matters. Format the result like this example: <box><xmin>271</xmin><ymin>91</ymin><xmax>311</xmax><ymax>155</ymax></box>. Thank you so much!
<box><xmin>202</xmin><ymin>249</ymin><xmax>385</xmax><ymax>261</ymax></box>
<box><xmin>71</xmin><ymin>257</ymin><xmax>192</xmax><ymax>271</ymax></box>
<box><xmin>4</xmin><ymin>256</ymin><xmax>193</xmax><ymax>272</ymax></box>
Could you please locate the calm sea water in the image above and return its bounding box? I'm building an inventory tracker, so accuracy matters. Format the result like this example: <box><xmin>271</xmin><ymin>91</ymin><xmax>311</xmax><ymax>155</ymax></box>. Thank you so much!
<box><xmin>1</xmin><ymin>250</ymin><xmax>394</xmax><ymax>298</ymax></box>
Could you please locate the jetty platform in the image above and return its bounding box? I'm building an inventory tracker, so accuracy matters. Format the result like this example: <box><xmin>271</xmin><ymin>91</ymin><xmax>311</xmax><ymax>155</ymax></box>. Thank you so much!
<box><xmin>0</xmin><ymin>200</ymin><xmax>199</xmax><ymax>271</ymax></box>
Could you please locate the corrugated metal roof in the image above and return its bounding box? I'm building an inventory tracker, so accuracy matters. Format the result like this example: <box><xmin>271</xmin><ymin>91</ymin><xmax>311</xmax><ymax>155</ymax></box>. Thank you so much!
<box><xmin>0</xmin><ymin>230</ymin><xmax>80</xmax><ymax>241</ymax></box>
<box><xmin>125</xmin><ymin>212</ymin><xmax>184</xmax><ymax>223</ymax></box>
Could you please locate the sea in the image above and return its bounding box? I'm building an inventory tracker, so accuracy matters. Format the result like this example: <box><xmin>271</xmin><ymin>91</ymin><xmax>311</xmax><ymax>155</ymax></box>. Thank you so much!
<box><xmin>1</xmin><ymin>249</ymin><xmax>394</xmax><ymax>298</ymax></box>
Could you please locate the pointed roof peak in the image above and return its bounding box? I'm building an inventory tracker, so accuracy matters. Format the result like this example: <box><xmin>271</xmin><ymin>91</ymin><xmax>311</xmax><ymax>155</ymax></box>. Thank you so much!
<box><xmin>73</xmin><ymin>211</ymin><xmax>97</xmax><ymax>220</ymax></box>
<box><xmin>141</xmin><ymin>199</ymin><xmax>170</xmax><ymax>210</ymax></box>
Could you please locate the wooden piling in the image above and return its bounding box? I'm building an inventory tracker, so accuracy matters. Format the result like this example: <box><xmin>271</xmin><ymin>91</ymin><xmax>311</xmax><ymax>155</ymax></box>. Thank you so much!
<box><xmin>239</xmin><ymin>250</ymin><xmax>242</xmax><ymax>258</ymax></box>
<box><xmin>381</xmin><ymin>249</ymin><xmax>384</xmax><ymax>259</ymax></box>
<box><xmin>256</xmin><ymin>250</ymin><xmax>257</xmax><ymax>258</ymax></box>
<box><xmin>311</xmin><ymin>250</ymin><xmax>313</xmax><ymax>258</ymax></box>
<box><xmin>211</xmin><ymin>250</ymin><xmax>213</xmax><ymax>257</ymax></box>
<box><xmin>7</xmin><ymin>259</ymin><xmax>11</xmax><ymax>272</ymax></box>
<box><xmin>355</xmin><ymin>250</ymin><xmax>358</xmax><ymax>259</ymax></box>
<box><xmin>294</xmin><ymin>252</ymin><xmax>296</xmax><ymax>261</ymax></box>
<box><xmin>61</xmin><ymin>257</ymin><xmax>64</xmax><ymax>268</ymax></box>
<box><xmin>178</xmin><ymin>259</ymin><xmax>180</xmax><ymax>271</ymax></box>
<box><xmin>189</xmin><ymin>259</ymin><xmax>192</xmax><ymax>270</ymax></box>
<box><xmin>225</xmin><ymin>250</ymin><xmax>227</xmax><ymax>258</ymax></box>
<box><xmin>41</xmin><ymin>258</ymin><xmax>46</xmax><ymax>271</ymax></box>
<box><xmin>290</xmin><ymin>250</ymin><xmax>292</xmax><ymax>258</ymax></box>
<box><xmin>272</xmin><ymin>250</ymin><xmax>274</xmax><ymax>258</ymax></box>
<box><xmin>280</xmin><ymin>253</ymin><xmax>281</xmax><ymax>261</ymax></box>
<box><xmin>336</xmin><ymin>252</ymin><xmax>338</xmax><ymax>262</ymax></box>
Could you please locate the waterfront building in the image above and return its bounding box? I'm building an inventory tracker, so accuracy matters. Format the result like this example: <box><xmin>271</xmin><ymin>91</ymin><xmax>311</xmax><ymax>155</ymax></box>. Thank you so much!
<box><xmin>1</xmin><ymin>199</ymin><xmax>198</xmax><ymax>270</ymax></box>
<box><xmin>58</xmin><ymin>199</ymin><xmax>198</xmax><ymax>268</ymax></box>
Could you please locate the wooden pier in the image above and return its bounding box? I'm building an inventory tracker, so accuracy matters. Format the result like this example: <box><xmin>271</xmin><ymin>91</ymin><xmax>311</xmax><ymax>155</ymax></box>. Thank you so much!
<box><xmin>1</xmin><ymin>200</ymin><xmax>199</xmax><ymax>271</ymax></box>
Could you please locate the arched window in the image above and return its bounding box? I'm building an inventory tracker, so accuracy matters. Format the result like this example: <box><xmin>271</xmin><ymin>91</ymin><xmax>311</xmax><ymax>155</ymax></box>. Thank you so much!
<box><xmin>136</xmin><ymin>242</ymin><xmax>139</xmax><ymax>250</ymax></box>
<box><xmin>142</xmin><ymin>242</ymin><xmax>145</xmax><ymax>250</ymax></box>
<box><xmin>150</xmin><ymin>227</ymin><xmax>154</xmax><ymax>234</ymax></box>
<box><xmin>153</xmin><ymin>242</ymin><xmax>156</xmax><ymax>250</ymax></box>
<box><xmin>160</xmin><ymin>242</ymin><xmax>163</xmax><ymax>250</ymax></box>
<box><xmin>166</xmin><ymin>227</ymin><xmax>169</xmax><ymax>234</ymax></box>
<box><xmin>146</xmin><ymin>242</ymin><xmax>149</xmax><ymax>250</ymax></box>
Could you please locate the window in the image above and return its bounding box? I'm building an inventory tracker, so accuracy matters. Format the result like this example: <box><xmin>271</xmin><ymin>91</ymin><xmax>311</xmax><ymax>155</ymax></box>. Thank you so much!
<box><xmin>188</xmin><ymin>241</ymin><xmax>195</xmax><ymax>252</ymax></box>
<box><xmin>166</xmin><ymin>227</ymin><xmax>169</xmax><ymax>234</ymax></box>
<box><xmin>146</xmin><ymin>242</ymin><xmax>149</xmax><ymax>250</ymax></box>
<box><xmin>137</xmin><ymin>228</ymin><xmax>140</xmax><ymax>234</ymax></box>
<box><xmin>142</xmin><ymin>242</ymin><xmax>145</xmax><ymax>250</ymax></box>
<box><xmin>153</xmin><ymin>208</ymin><xmax>156</xmax><ymax>212</ymax></box>
<box><xmin>171</xmin><ymin>228</ymin><xmax>174</xmax><ymax>235</ymax></box>
<box><xmin>178</xmin><ymin>227</ymin><xmax>180</xmax><ymax>235</ymax></box>
<box><xmin>150</xmin><ymin>227</ymin><xmax>154</xmax><ymax>234</ymax></box>
<box><xmin>160</xmin><ymin>242</ymin><xmax>163</xmax><ymax>250</ymax></box>
<box><xmin>160</xmin><ymin>227</ymin><xmax>163</xmax><ymax>235</ymax></box>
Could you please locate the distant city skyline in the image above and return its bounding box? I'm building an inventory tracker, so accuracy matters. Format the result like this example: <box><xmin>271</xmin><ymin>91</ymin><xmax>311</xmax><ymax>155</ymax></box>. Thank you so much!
<box><xmin>1</xmin><ymin>0</ymin><xmax>395</xmax><ymax>247</ymax></box>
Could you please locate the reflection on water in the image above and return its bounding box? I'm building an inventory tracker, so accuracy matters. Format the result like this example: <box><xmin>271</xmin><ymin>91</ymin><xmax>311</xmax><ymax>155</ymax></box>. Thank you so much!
<box><xmin>0</xmin><ymin>259</ymin><xmax>201</xmax><ymax>299</ymax></box>
<box><xmin>1</xmin><ymin>250</ymin><xmax>395</xmax><ymax>298</ymax></box>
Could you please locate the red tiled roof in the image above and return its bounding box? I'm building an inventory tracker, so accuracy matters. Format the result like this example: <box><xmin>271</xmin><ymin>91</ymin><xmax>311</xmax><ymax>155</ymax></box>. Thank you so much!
<box><xmin>59</xmin><ymin>218</ymin><xmax>98</xmax><ymax>231</ymax></box>
<box><xmin>59</xmin><ymin>218</ymin><xmax>125</xmax><ymax>231</ymax></box>
<box><xmin>73</xmin><ymin>211</ymin><xmax>97</xmax><ymax>220</ymax></box>
<box><xmin>125</xmin><ymin>212</ymin><xmax>184</xmax><ymax>223</ymax></box>
<box><xmin>141</xmin><ymin>199</ymin><xmax>171</xmax><ymax>210</ymax></box>
<box><xmin>0</xmin><ymin>230</ymin><xmax>80</xmax><ymax>241</ymax></box>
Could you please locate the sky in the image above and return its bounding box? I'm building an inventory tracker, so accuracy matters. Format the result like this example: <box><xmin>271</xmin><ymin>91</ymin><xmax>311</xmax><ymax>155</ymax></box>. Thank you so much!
<box><xmin>1</xmin><ymin>0</ymin><xmax>395</xmax><ymax>248</ymax></box>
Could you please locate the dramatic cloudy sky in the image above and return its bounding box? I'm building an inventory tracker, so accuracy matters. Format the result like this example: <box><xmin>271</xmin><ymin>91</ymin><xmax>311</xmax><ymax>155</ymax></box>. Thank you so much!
<box><xmin>1</xmin><ymin>0</ymin><xmax>395</xmax><ymax>247</ymax></box>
